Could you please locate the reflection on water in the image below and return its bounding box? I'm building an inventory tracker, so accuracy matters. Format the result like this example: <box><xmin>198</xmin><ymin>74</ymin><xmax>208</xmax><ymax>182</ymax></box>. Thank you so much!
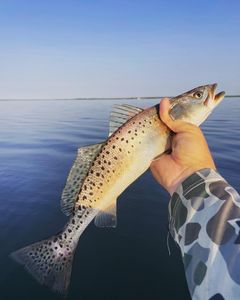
<box><xmin>0</xmin><ymin>98</ymin><xmax>239</xmax><ymax>300</ymax></box>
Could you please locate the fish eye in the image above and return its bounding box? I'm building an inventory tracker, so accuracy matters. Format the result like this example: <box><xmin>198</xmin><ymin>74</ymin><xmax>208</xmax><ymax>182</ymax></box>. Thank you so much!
<box><xmin>193</xmin><ymin>91</ymin><xmax>203</xmax><ymax>99</ymax></box>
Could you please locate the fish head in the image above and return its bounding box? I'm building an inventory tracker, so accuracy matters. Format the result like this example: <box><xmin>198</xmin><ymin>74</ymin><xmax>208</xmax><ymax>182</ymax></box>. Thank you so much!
<box><xmin>169</xmin><ymin>84</ymin><xmax>225</xmax><ymax>126</ymax></box>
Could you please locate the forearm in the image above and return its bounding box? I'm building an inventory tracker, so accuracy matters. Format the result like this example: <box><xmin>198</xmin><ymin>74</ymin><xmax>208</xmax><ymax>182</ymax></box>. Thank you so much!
<box><xmin>169</xmin><ymin>168</ymin><xmax>240</xmax><ymax>300</ymax></box>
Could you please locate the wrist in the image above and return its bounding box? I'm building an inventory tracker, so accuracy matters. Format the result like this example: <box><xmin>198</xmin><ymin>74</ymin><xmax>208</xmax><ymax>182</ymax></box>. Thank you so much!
<box><xmin>167</xmin><ymin>166</ymin><xmax>216</xmax><ymax>195</ymax></box>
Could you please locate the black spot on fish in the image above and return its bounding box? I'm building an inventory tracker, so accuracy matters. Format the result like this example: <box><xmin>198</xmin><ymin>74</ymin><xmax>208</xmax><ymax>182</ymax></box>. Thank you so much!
<box><xmin>108</xmin><ymin>161</ymin><xmax>111</xmax><ymax>165</ymax></box>
<box><xmin>128</xmin><ymin>130</ymin><xmax>131</xmax><ymax>133</ymax></box>
<box><xmin>98</xmin><ymin>161</ymin><xmax>101</xmax><ymax>165</ymax></box>
<box><xmin>72</xmin><ymin>219</ymin><xmax>75</xmax><ymax>224</ymax></box>
<box><xmin>90</xmin><ymin>170</ymin><xmax>94</xmax><ymax>174</ymax></box>
<box><xmin>101</xmin><ymin>166</ymin><xmax>105</xmax><ymax>170</ymax></box>
<box><xmin>96</xmin><ymin>173</ymin><xmax>100</xmax><ymax>176</ymax></box>
<box><xmin>119</xmin><ymin>148</ymin><xmax>122</xmax><ymax>151</ymax></box>
<box><xmin>112</xmin><ymin>145</ymin><xmax>116</xmax><ymax>149</ymax></box>
<box><xmin>114</xmin><ymin>156</ymin><xmax>118</xmax><ymax>160</ymax></box>
<box><xmin>106</xmin><ymin>151</ymin><xmax>110</xmax><ymax>154</ymax></box>
<box><xmin>121</xmin><ymin>138</ymin><xmax>124</xmax><ymax>141</ymax></box>
<box><xmin>126</xmin><ymin>140</ymin><xmax>128</xmax><ymax>143</ymax></box>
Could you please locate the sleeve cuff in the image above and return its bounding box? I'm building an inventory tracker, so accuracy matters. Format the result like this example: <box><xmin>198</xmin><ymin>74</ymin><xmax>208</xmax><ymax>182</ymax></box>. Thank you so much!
<box><xmin>168</xmin><ymin>168</ymin><xmax>227</xmax><ymax>242</ymax></box>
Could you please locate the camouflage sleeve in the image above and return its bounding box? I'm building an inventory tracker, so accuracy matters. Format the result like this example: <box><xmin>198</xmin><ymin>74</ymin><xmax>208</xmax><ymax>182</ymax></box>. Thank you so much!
<box><xmin>169</xmin><ymin>168</ymin><xmax>240</xmax><ymax>300</ymax></box>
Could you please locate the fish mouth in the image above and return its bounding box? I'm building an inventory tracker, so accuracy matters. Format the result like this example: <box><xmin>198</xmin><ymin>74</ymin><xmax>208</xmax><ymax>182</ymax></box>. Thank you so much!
<box><xmin>205</xmin><ymin>83</ymin><xmax>225</xmax><ymax>106</ymax></box>
<box><xmin>214</xmin><ymin>91</ymin><xmax>225</xmax><ymax>103</ymax></box>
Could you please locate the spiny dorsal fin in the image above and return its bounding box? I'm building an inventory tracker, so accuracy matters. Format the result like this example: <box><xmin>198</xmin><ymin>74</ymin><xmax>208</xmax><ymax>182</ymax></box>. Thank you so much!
<box><xmin>109</xmin><ymin>104</ymin><xmax>143</xmax><ymax>136</ymax></box>
<box><xmin>61</xmin><ymin>142</ymin><xmax>104</xmax><ymax>216</ymax></box>
<box><xmin>94</xmin><ymin>201</ymin><xmax>117</xmax><ymax>228</ymax></box>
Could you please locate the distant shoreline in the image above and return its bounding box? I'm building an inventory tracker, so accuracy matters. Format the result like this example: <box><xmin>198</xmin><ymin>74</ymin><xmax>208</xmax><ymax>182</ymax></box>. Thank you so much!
<box><xmin>0</xmin><ymin>95</ymin><xmax>239</xmax><ymax>101</ymax></box>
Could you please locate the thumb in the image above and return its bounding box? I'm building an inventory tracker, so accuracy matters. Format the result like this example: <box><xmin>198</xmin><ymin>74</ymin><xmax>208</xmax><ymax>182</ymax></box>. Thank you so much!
<box><xmin>160</xmin><ymin>98</ymin><xmax>195</xmax><ymax>133</ymax></box>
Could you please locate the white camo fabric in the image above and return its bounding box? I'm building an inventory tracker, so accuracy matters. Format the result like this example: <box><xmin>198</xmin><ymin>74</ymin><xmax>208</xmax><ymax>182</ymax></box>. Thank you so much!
<box><xmin>169</xmin><ymin>168</ymin><xmax>240</xmax><ymax>300</ymax></box>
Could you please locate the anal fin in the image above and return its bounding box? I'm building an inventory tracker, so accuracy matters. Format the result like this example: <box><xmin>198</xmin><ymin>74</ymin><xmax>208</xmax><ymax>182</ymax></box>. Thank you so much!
<box><xmin>94</xmin><ymin>202</ymin><xmax>117</xmax><ymax>228</ymax></box>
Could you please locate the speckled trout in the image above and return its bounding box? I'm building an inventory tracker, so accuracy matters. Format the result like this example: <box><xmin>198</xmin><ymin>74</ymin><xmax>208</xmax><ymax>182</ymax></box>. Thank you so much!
<box><xmin>11</xmin><ymin>84</ymin><xmax>225</xmax><ymax>295</ymax></box>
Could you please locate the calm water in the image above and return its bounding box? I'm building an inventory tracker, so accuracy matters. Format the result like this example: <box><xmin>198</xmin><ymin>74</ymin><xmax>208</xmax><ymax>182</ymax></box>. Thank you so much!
<box><xmin>0</xmin><ymin>98</ymin><xmax>239</xmax><ymax>300</ymax></box>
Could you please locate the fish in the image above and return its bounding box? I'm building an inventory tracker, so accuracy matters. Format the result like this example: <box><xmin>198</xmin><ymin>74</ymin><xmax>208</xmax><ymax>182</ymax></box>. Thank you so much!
<box><xmin>11</xmin><ymin>83</ymin><xmax>225</xmax><ymax>295</ymax></box>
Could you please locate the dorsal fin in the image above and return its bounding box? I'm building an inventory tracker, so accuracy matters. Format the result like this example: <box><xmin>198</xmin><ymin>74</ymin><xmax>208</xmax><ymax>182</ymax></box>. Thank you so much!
<box><xmin>109</xmin><ymin>104</ymin><xmax>143</xmax><ymax>136</ymax></box>
<box><xmin>94</xmin><ymin>200</ymin><xmax>117</xmax><ymax>228</ymax></box>
<box><xmin>61</xmin><ymin>142</ymin><xmax>104</xmax><ymax>216</ymax></box>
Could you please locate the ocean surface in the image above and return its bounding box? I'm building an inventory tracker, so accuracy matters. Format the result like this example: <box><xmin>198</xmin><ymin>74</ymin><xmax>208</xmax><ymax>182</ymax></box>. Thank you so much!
<box><xmin>0</xmin><ymin>97</ymin><xmax>239</xmax><ymax>300</ymax></box>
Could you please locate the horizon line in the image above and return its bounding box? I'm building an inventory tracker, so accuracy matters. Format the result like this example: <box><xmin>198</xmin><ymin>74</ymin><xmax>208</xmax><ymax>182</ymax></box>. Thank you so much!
<box><xmin>0</xmin><ymin>95</ymin><xmax>239</xmax><ymax>101</ymax></box>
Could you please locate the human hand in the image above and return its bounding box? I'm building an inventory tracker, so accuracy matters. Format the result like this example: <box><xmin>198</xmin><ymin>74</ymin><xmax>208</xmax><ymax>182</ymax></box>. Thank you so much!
<box><xmin>150</xmin><ymin>98</ymin><xmax>216</xmax><ymax>195</ymax></box>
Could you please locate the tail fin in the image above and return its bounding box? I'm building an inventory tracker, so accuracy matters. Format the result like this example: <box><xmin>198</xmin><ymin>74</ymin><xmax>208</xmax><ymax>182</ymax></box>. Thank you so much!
<box><xmin>10</xmin><ymin>232</ymin><xmax>77</xmax><ymax>296</ymax></box>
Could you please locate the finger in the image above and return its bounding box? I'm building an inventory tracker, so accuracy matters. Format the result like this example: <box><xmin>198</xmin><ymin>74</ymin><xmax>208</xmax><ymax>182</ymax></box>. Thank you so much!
<box><xmin>151</xmin><ymin>151</ymin><xmax>169</xmax><ymax>163</ymax></box>
<box><xmin>150</xmin><ymin>152</ymin><xmax>171</xmax><ymax>170</ymax></box>
<box><xmin>159</xmin><ymin>98</ymin><xmax>196</xmax><ymax>133</ymax></box>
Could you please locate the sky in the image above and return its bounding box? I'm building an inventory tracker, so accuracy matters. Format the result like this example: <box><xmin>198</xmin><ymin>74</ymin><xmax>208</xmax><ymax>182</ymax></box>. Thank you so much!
<box><xmin>0</xmin><ymin>0</ymin><xmax>239</xmax><ymax>99</ymax></box>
